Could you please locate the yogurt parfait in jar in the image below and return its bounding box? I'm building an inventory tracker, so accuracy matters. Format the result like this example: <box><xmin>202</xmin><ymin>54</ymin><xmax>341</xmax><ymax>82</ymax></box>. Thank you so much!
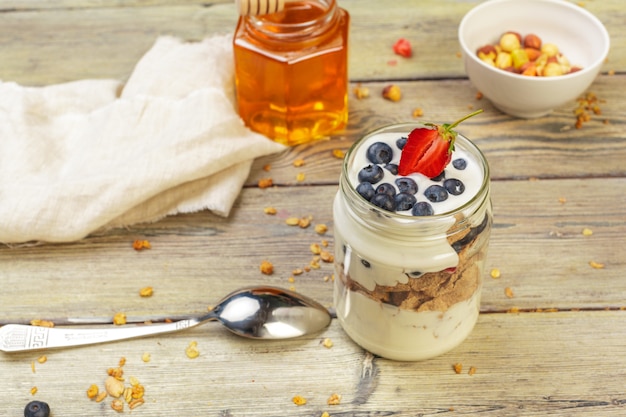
<box><xmin>333</xmin><ymin>112</ymin><xmax>492</xmax><ymax>361</ymax></box>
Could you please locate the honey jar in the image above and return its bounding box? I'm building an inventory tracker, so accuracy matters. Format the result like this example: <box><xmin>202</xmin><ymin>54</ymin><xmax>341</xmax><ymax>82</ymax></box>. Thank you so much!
<box><xmin>233</xmin><ymin>0</ymin><xmax>350</xmax><ymax>146</ymax></box>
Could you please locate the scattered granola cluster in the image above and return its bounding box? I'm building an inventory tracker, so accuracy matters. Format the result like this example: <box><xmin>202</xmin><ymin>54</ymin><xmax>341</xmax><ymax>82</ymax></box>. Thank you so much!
<box><xmin>292</xmin><ymin>395</ymin><xmax>307</xmax><ymax>406</ymax></box>
<box><xmin>139</xmin><ymin>286</ymin><xmax>154</xmax><ymax>297</ymax></box>
<box><xmin>132</xmin><ymin>239</ymin><xmax>151</xmax><ymax>251</ymax></box>
<box><xmin>353</xmin><ymin>84</ymin><xmax>369</xmax><ymax>99</ymax></box>
<box><xmin>185</xmin><ymin>341</ymin><xmax>200</xmax><ymax>359</ymax></box>
<box><xmin>259</xmin><ymin>260</ymin><xmax>274</xmax><ymax>275</ymax></box>
<box><xmin>291</xmin><ymin>393</ymin><xmax>342</xmax><ymax>412</ymax></box>
<box><xmin>504</xmin><ymin>287</ymin><xmax>514</xmax><ymax>299</ymax></box>
<box><xmin>574</xmin><ymin>92</ymin><xmax>606</xmax><ymax>129</ymax></box>
<box><xmin>453</xmin><ymin>362</ymin><xmax>477</xmax><ymax>376</ymax></box>
<box><xmin>327</xmin><ymin>393</ymin><xmax>342</xmax><ymax>405</ymax></box>
<box><xmin>29</xmin><ymin>319</ymin><xmax>54</xmax><ymax>328</ymax></box>
<box><xmin>259</xmin><ymin>159</ymin><xmax>335</xmax><ymax>289</ymax></box>
<box><xmin>382</xmin><ymin>84</ymin><xmax>402</xmax><ymax>102</ymax></box>
<box><xmin>332</xmin><ymin>149</ymin><xmax>345</xmax><ymax>159</ymax></box>
<box><xmin>589</xmin><ymin>260</ymin><xmax>605</xmax><ymax>269</ymax></box>
<box><xmin>322</xmin><ymin>338</ymin><xmax>333</xmax><ymax>348</ymax></box>
<box><xmin>113</xmin><ymin>312</ymin><xmax>127</xmax><ymax>325</ymax></box>
<box><xmin>258</xmin><ymin>178</ymin><xmax>274</xmax><ymax>189</ymax></box>
<box><xmin>86</xmin><ymin>357</ymin><xmax>146</xmax><ymax>412</ymax></box>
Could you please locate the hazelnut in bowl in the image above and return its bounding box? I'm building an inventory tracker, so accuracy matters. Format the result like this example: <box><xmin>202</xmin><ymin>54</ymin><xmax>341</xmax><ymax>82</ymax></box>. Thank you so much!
<box><xmin>458</xmin><ymin>0</ymin><xmax>610</xmax><ymax>118</ymax></box>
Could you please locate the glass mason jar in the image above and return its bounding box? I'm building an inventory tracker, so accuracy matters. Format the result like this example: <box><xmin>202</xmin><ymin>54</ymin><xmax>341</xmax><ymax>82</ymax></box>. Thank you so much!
<box><xmin>333</xmin><ymin>123</ymin><xmax>492</xmax><ymax>361</ymax></box>
<box><xmin>233</xmin><ymin>0</ymin><xmax>349</xmax><ymax>146</ymax></box>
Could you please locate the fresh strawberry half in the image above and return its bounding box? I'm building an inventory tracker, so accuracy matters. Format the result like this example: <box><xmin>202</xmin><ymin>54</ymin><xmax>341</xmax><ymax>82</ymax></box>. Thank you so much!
<box><xmin>398</xmin><ymin>110</ymin><xmax>483</xmax><ymax>178</ymax></box>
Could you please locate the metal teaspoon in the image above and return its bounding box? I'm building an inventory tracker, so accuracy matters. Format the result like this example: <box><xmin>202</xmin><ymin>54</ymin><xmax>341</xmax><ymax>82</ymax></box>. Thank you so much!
<box><xmin>0</xmin><ymin>286</ymin><xmax>332</xmax><ymax>352</ymax></box>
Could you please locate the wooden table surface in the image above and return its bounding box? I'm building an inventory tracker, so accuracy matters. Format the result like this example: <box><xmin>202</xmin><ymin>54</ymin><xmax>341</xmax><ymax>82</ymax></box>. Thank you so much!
<box><xmin>1</xmin><ymin>0</ymin><xmax>625</xmax><ymax>416</ymax></box>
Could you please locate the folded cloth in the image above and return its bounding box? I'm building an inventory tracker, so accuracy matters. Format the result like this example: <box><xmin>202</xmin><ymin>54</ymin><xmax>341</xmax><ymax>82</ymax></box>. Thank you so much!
<box><xmin>0</xmin><ymin>35</ymin><xmax>286</xmax><ymax>244</ymax></box>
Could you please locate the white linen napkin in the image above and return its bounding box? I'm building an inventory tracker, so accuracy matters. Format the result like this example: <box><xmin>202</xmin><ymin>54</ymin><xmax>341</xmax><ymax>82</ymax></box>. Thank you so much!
<box><xmin>0</xmin><ymin>35</ymin><xmax>286</xmax><ymax>244</ymax></box>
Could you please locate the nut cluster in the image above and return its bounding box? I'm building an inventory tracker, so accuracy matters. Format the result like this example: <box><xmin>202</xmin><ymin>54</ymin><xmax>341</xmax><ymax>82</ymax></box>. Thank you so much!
<box><xmin>476</xmin><ymin>31</ymin><xmax>581</xmax><ymax>77</ymax></box>
<box><xmin>86</xmin><ymin>357</ymin><xmax>146</xmax><ymax>412</ymax></box>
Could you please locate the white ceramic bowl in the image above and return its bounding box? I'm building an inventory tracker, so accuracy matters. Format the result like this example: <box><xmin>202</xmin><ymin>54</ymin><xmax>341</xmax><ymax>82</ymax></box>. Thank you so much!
<box><xmin>458</xmin><ymin>0</ymin><xmax>610</xmax><ymax>118</ymax></box>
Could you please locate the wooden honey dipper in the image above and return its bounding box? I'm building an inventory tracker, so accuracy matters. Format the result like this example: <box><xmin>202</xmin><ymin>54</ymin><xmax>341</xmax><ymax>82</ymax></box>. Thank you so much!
<box><xmin>236</xmin><ymin>0</ymin><xmax>288</xmax><ymax>16</ymax></box>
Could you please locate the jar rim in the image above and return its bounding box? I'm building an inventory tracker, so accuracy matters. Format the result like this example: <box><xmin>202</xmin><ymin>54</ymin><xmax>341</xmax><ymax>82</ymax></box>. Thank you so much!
<box><xmin>341</xmin><ymin>122</ymin><xmax>490</xmax><ymax>223</ymax></box>
<box><xmin>246</xmin><ymin>0</ymin><xmax>337</xmax><ymax>39</ymax></box>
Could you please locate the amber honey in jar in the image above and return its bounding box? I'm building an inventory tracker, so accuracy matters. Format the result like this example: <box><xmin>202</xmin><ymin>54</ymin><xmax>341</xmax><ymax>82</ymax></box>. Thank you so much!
<box><xmin>233</xmin><ymin>0</ymin><xmax>349</xmax><ymax>146</ymax></box>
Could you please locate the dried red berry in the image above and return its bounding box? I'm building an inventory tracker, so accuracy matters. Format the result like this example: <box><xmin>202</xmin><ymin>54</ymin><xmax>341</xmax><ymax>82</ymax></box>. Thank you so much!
<box><xmin>392</xmin><ymin>38</ymin><xmax>412</xmax><ymax>58</ymax></box>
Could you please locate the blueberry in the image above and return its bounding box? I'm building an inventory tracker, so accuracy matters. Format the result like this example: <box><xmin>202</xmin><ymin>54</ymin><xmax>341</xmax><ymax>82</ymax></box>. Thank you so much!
<box><xmin>430</xmin><ymin>171</ymin><xmax>446</xmax><ymax>182</ymax></box>
<box><xmin>424</xmin><ymin>185</ymin><xmax>448</xmax><ymax>202</ymax></box>
<box><xmin>407</xmin><ymin>271</ymin><xmax>423</xmax><ymax>277</ymax></box>
<box><xmin>444</xmin><ymin>178</ymin><xmax>465</xmax><ymax>195</ymax></box>
<box><xmin>452</xmin><ymin>214</ymin><xmax>490</xmax><ymax>253</ymax></box>
<box><xmin>24</xmin><ymin>401</ymin><xmax>50</xmax><ymax>417</ymax></box>
<box><xmin>394</xmin><ymin>192</ymin><xmax>417</xmax><ymax>211</ymax></box>
<box><xmin>370</xmin><ymin>193</ymin><xmax>396</xmax><ymax>212</ymax></box>
<box><xmin>396</xmin><ymin>136</ymin><xmax>408</xmax><ymax>150</ymax></box>
<box><xmin>384</xmin><ymin>163</ymin><xmax>398</xmax><ymax>175</ymax></box>
<box><xmin>358</xmin><ymin>164</ymin><xmax>384</xmax><ymax>183</ymax></box>
<box><xmin>366</xmin><ymin>142</ymin><xmax>393</xmax><ymax>164</ymax></box>
<box><xmin>375</xmin><ymin>182</ymin><xmax>396</xmax><ymax>197</ymax></box>
<box><xmin>395</xmin><ymin>177</ymin><xmax>418</xmax><ymax>194</ymax></box>
<box><xmin>356</xmin><ymin>182</ymin><xmax>375</xmax><ymax>201</ymax></box>
<box><xmin>452</xmin><ymin>158</ymin><xmax>467</xmax><ymax>170</ymax></box>
<box><xmin>412</xmin><ymin>201</ymin><xmax>434</xmax><ymax>216</ymax></box>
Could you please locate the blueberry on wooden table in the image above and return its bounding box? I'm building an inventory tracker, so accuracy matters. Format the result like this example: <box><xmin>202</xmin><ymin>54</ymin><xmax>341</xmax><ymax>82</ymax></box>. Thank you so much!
<box><xmin>24</xmin><ymin>401</ymin><xmax>50</xmax><ymax>417</ymax></box>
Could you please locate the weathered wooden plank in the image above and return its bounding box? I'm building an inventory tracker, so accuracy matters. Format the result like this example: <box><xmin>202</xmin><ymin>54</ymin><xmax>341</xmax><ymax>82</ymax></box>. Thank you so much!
<box><xmin>1</xmin><ymin>177</ymin><xmax>623</xmax><ymax>324</ymax></box>
<box><xmin>0</xmin><ymin>0</ymin><xmax>219</xmax><ymax>9</ymax></box>
<box><xmin>0</xmin><ymin>4</ymin><xmax>238</xmax><ymax>85</ymax></box>
<box><xmin>0</xmin><ymin>0</ymin><xmax>622</xmax><ymax>85</ymax></box>
<box><xmin>0</xmin><ymin>1</ymin><xmax>623</xmax><ymax>415</ymax></box>
<box><xmin>250</xmin><ymin>74</ymin><xmax>626</xmax><ymax>184</ymax></box>
<box><xmin>2</xmin><ymin>310</ymin><xmax>626</xmax><ymax>416</ymax></box>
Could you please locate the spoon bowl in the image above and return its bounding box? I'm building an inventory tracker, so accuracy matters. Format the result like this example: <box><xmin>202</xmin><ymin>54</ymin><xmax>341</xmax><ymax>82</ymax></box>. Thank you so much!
<box><xmin>0</xmin><ymin>286</ymin><xmax>332</xmax><ymax>352</ymax></box>
<box><xmin>210</xmin><ymin>286</ymin><xmax>332</xmax><ymax>339</ymax></box>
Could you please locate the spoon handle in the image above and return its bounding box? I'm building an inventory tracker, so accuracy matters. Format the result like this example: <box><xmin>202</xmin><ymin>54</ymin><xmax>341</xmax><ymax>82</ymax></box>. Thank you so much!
<box><xmin>0</xmin><ymin>318</ymin><xmax>204</xmax><ymax>352</ymax></box>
